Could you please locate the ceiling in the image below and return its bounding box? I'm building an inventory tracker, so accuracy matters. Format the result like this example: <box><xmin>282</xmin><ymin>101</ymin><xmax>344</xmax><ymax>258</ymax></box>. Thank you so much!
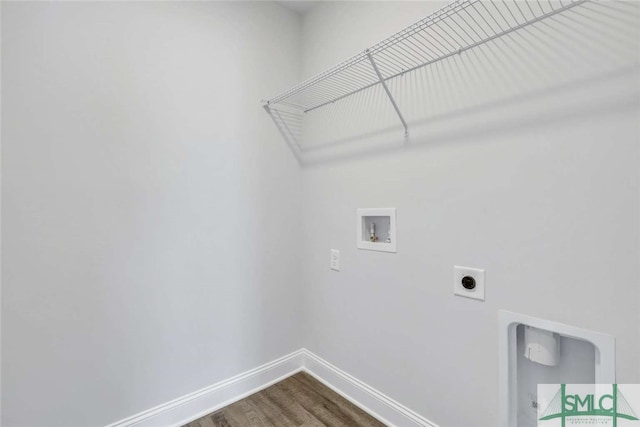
<box><xmin>275</xmin><ymin>1</ymin><xmax>321</xmax><ymax>15</ymax></box>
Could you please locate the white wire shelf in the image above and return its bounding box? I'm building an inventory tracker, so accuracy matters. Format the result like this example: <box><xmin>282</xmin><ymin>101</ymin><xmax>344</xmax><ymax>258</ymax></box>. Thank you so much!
<box><xmin>263</xmin><ymin>0</ymin><xmax>589</xmax><ymax>147</ymax></box>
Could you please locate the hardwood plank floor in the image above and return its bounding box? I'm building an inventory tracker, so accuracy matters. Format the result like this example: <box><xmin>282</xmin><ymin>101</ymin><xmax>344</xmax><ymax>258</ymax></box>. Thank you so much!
<box><xmin>183</xmin><ymin>372</ymin><xmax>387</xmax><ymax>427</ymax></box>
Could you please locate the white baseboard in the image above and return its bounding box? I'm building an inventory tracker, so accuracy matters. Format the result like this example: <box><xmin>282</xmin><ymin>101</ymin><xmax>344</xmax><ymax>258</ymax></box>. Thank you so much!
<box><xmin>105</xmin><ymin>349</ymin><xmax>305</xmax><ymax>427</ymax></box>
<box><xmin>105</xmin><ymin>348</ymin><xmax>439</xmax><ymax>427</ymax></box>
<box><xmin>302</xmin><ymin>350</ymin><xmax>439</xmax><ymax>427</ymax></box>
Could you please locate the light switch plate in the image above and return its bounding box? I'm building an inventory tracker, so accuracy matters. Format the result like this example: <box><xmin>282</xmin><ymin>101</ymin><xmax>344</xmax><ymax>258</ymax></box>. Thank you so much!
<box><xmin>454</xmin><ymin>266</ymin><xmax>485</xmax><ymax>301</ymax></box>
<box><xmin>330</xmin><ymin>249</ymin><xmax>340</xmax><ymax>271</ymax></box>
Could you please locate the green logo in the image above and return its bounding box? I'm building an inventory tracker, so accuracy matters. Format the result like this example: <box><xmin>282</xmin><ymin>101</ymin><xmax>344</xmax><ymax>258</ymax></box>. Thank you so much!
<box><xmin>539</xmin><ymin>384</ymin><xmax>639</xmax><ymax>426</ymax></box>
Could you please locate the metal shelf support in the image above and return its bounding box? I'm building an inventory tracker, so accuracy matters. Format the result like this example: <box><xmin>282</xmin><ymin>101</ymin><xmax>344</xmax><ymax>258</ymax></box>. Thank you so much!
<box><xmin>366</xmin><ymin>50</ymin><xmax>409</xmax><ymax>137</ymax></box>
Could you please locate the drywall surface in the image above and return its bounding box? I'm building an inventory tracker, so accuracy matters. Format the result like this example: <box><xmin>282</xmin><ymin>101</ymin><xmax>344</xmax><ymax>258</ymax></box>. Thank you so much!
<box><xmin>299</xmin><ymin>2</ymin><xmax>640</xmax><ymax>427</ymax></box>
<box><xmin>1</xmin><ymin>2</ymin><xmax>302</xmax><ymax>426</ymax></box>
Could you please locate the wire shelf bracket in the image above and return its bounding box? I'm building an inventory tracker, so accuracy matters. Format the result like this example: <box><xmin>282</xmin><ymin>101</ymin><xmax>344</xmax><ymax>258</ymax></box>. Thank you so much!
<box><xmin>366</xmin><ymin>49</ymin><xmax>409</xmax><ymax>137</ymax></box>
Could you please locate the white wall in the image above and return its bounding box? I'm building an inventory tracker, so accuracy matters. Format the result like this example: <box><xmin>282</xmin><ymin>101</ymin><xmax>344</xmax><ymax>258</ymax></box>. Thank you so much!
<box><xmin>3</xmin><ymin>2</ymin><xmax>640</xmax><ymax>427</ymax></box>
<box><xmin>1</xmin><ymin>2</ymin><xmax>303</xmax><ymax>426</ymax></box>
<box><xmin>299</xmin><ymin>2</ymin><xmax>640</xmax><ymax>427</ymax></box>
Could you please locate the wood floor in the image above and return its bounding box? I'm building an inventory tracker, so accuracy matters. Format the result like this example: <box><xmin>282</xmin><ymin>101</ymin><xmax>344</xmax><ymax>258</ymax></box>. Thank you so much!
<box><xmin>183</xmin><ymin>372</ymin><xmax>386</xmax><ymax>427</ymax></box>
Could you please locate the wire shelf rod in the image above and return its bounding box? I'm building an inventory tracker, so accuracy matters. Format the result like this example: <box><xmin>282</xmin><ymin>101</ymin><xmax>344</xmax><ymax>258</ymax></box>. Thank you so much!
<box><xmin>294</xmin><ymin>0</ymin><xmax>587</xmax><ymax>114</ymax></box>
<box><xmin>265</xmin><ymin>0</ymin><xmax>478</xmax><ymax>106</ymax></box>
<box><xmin>264</xmin><ymin>0</ymin><xmax>590</xmax><ymax>129</ymax></box>
<box><xmin>425</xmin><ymin>24</ymin><xmax>458</xmax><ymax>51</ymax></box>
<box><xmin>487</xmin><ymin>0</ymin><xmax>510</xmax><ymax>28</ymax></box>
<box><xmin>366</xmin><ymin>0</ymin><xmax>479</xmax><ymax>55</ymax></box>
<box><xmin>413</xmin><ymin>30</ymin><xmax>450</xmax><ymax>57</ymax></box>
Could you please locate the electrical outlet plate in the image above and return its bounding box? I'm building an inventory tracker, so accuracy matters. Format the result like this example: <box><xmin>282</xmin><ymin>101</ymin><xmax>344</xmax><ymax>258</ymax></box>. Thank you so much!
<box><xmin>453</xmin><ymin>265</ymin><xmax>485</xmax><ymax>301</ymax></box>
<box><xmin>330</xmin><ymin>249</ymin><xmax>340</xmax><ymax>271</ymax></box>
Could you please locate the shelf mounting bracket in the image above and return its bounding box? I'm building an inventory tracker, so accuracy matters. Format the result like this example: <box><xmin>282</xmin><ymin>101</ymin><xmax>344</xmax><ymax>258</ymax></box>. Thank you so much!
<box><xmin>366</xmin><ymin>50</ymin><xmax>408</xmax><ymax>137</ymax></box>
<box><xmin>263</xmin><ymin>103</ymin><xmax>303</xmax><ymax>162</ymax></box>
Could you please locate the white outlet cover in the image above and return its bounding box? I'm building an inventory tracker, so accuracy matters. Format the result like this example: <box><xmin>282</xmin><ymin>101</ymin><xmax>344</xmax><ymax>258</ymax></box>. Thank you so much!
<box><xmin>330</xmin><ymin>249</ymin><xmax>340</xmax><ymax>271</ymax></box>
<box><xmin>453</xmin><ymin>266</ymin><xmax>485</xmax><ymax>301</ymax></box>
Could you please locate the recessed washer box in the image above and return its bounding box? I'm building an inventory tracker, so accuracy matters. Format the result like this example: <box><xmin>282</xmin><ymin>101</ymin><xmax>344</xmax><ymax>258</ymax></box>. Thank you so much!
<box><xmin>498</xmin><ymin>311</ymin><xmax>615</xmax><ymax>427</ymax></box>
<box><xmin>357</xmin><ymin>208</ymin><xmax>396</xmax><ymax>253</ymax></box>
